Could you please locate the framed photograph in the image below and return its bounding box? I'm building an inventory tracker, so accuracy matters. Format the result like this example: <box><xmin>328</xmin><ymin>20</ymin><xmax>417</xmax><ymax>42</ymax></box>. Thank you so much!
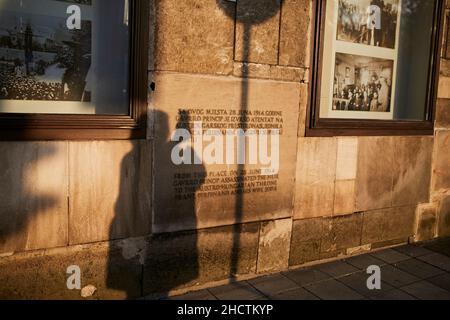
<box><xmin>318</xmin><ymin>0</ymin><xmax>402</xmax><ymax>120</ymax></box>
<box><xmin>0</xmin><ymin>0</ymin><xmax>94</xmax><ymax>114</ymax></box>
<box><xmin>332</xmin><ymin>53</ymin><xmax>394</xmax><ymax>114</ymax></box>
<box><xmin>337</xmin><ymin>0</ymin><xmax>400</xmax><ymax>49</ymax></box>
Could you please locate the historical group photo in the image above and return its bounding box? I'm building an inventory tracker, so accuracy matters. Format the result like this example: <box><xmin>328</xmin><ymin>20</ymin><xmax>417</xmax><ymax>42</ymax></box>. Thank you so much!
<box><xmin>337</xmin><ymin>0</ymin><xmax>400</xmax><ymax>49</ymax></box>
<box><xmin>0</xmin><ymin>10</ymin><xmax>91</xmax><ymax>102</ymax></box>
<box><xmin>332</xmin><ymin>52</ymin><xmax>393</xmax><ymax>113</ymax></box>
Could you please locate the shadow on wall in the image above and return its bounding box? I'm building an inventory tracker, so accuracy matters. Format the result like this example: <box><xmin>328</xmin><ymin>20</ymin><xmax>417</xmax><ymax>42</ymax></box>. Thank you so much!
<box><xmin>0</xmin><ymin>141</ymin><xmax>58</xmax><ymax>253</ymax></box>
<box><xmin>107</xmin><ymin>110</ymin><xmax>205</xmax><ymax>299</ymax></box>
<box><xmin>106</xmin><ymin>0</ymin><xmax>281</xmax><ymax>299</ymax></box>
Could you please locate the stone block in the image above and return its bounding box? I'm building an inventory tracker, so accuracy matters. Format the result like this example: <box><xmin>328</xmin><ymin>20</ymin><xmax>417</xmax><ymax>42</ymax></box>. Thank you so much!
<box><xmin>432</xmin><ymin>130</ymin><xmax>450</xmax><ymax>193</ymax></box>
<box><xmin>0</xmin><ymin>239</ymin><xmax>144</xmax><ymax>300</ymax></box>
<box><xmin>336</xmin><ymin>137</ymin><xmax>358</xmax><ymax>181</ymax></box>
<box><xmin>143</xmin><ymin>223</ymin><xmax>259</xmax><ymax>296</ymax></box>
<box><xmin>436</xmin><ymin>99</ymin><xmax>450</xmax><ymax>128</ymax></box>
<box><xmin>289</xmin><ymin>218</ymin><xmax>322</xmax><ymax>266</ymax></box>
<box><xmin>321</xmin><ymin>213</ymin><xmax>362</xmax><ymax>253</ymax></box>
<box><xmin>438</xmin><ymin>196</ymin><xmax>450</xmax><ymax>237</ymax></box>
<box><xmin>334</xmin><ymin>180</ymin><xmax>356</xmax><ymax>215</ymax></box>
<box><xmin>154</xmin><ymin>0</ymin><xmax>235</xmax><ymax>75</ymax></box>
<box><xmin>355</xmin><ymin>137</ymin><xmax>394</xmax><ymax>211</ymax></box>
<box><xmin>361</xmin><ymin>206</ymin><xmax>416</xmax><ymax>245</ymax></box>
<box><xmin>235</xmin><ymin>0</ymin><xmax>281</xmax><ymax>64</ymax></box>
<box><xmin>392</xmin><ymin>137</ymin><xmax>433</xmax><ymax>207</ymax></box>
<box><xmin>438</xmin><ymin>77</ymin><xmax>450</xmax><ymax>99</ymax></box>
<box><xmin>295</xmin><ymin>137</ymin><xmax>337</xmax><ymax>219</ymax></box>
<box><xmin>257</xmin><ymin>218</ymin><xmax>292</xmax><ymax>273</ymax></box>
<box><xmin>0</xmin><ymin>142</ymin><xmax>68</xmax><ymax>254</ymax></box>
<box><xmin>279</xmin><ymin>0</ymin><xmax>311</xmax><ymax>67</ymax></box>
<box><xmin>233</xmin><ymin>62</ymin><xmax>307</xmax><ymax>82</ymax></box>
<box><xmin>68</xmin><ymin>141</ymin><xmax>152</xmax><ymax>245</ymax></box>
<box><xmin>152</xmin><ymin>73</ymin><xmax>300</xmax><ymax>233</ymax></box>
<box><xmin>415</xmin><ymin>204</ymin><xmax>438</xmax><ymax>242</ymax></box>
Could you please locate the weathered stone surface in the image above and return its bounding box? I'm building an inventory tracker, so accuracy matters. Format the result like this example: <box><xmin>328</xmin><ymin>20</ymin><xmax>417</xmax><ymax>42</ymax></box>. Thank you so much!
<box><xmin>334</xmin><ymin>180</ymin><xmax>356</xmax><ymax>215</ymax></box>
<box><xmin>438</xmin><ymin>77</ymin><xmax>450</xmax><ymax>99</ymax></box>
<box><xmin>432</xmin><ymin>130</ymin><xmax>450</xmax><ymax>193</ymax></box>
<box><xmin>295</xmin><ymin>138</ymin><xmax>337</xmax><ymax>219</ymax></box>
<box><xmin>289</xmin><ymin>218</ymin><xmax>322</xmax><ymax>266</ymax></box>
<box><xmin>436</xmin><ymin>99</ymin><xmax>450</xmax><ymax>129</ymax></box>
<box><xmin>69</xmin><ymin>141</ymin><xmax>152</xmax><ymax>245</ymax></box>
<box><xmin>356</xmin><ymin>137</ymin><xmax>394</xmax><ymax>211</ymax></box>
<box><xmin>415</xmin><ymin>204</ymin><xmax>437</xmax><ymax>242</ymax></box>
<box><xmin>279</xmin><ymin>0</ymin><xmax>311</xmax><ymax>67</ymax></box>
<box><xmin>154</xmin><ymin>0</ymin><xmax>235</xmax><ymax>75</ymax></box>
<box><xmin>321</xmin><ymin>213</ymin><xmax>362</xmax><ymax>253</ymax></box>
<box><xmin>233</xmin><ymin>62</ymin><xmax>307</xmax><ymax>82</ymax></box>
<box><xmin>392</xmin><ymin>137</ymin><xmax>433</xmax><ymax>207</ymax></box>
<box><xmin>143</xmin><ymin>223</ymin><xmax>259</xmax><ymax>296</ymax></box>
<box><xmin>257</xmin><ymin>218</ymin><xmax>292</xmax><ymax>273</ymax></box>
<box><xmin>235</xmin><ymin>0</ymin><xmax>281</xmax><ymax>65</ymax></box>
<box><xmin>336</xmin><ymin>137</ymin><xmax>358</xmax><ymax>181</ymax></box>
<box><xmin>441</xmin><ymin>59</ymin><xmax>450</xmax><ymax>77</ymax></box>
<box><xmin>438</xmin><ymin>196</ymin><xmax>450</xmax><ymax>237</ymax></box>
<box><xmin>152</xmin><ymin>73</ymin><xmax>299</xmax><ymax>233</ymax></box>
<box><xmin>361</xmin><ymin>206</ymin><xmax>416</xmax><ymax>245</ymax></box>
<box><xmin>297</xmin><ymin>84</ymin><xmax>308</xmax><ymax>137</ymax></box>
<box><xmin>0</xmin><ymin>239</ymin><xmax>143</xmax><ymax>300</ymax></box>
<box><xmin>0</xmin><ymin>142</ymin><xmax>68</xmax><ymax>254</ymax></box>
<box><xmin>333</xmin><ymin>137</ymin><xmax>358</xmax><ymax>215</ymax></box>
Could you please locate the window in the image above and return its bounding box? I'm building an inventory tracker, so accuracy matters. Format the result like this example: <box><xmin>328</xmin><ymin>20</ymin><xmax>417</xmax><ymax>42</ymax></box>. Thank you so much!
<box><xmin>0</xmin><ymin>0</ymin><xmax>148</xmax><ymax>140</ymax></box>
<box><xmin>307</xmin><ymin>0</ymin><xmax>446</xmax><ymax>136</ymax></box>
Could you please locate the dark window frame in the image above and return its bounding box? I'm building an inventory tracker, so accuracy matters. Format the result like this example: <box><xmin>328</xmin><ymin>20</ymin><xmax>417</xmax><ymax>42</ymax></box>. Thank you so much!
<box><xmin>306</xmin><ymin>0</ymin><xmax>446</xmax><ymax>137</ymax></box>
<box><xmin>0</xmin><ymin>0</ymin><xmax>149</xmax><ymax>141</ymax></box>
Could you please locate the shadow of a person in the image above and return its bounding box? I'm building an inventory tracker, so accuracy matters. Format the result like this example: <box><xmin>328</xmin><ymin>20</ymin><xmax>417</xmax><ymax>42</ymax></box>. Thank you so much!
<box><xmin>107</xmin><ymin>110</ymin><xmax>204</xmax><ymax>299</ymax></box>
<box><xmin>145</xmin><ymin>110</ymin><xmax>205</xmax><ymax>298</ymax></box>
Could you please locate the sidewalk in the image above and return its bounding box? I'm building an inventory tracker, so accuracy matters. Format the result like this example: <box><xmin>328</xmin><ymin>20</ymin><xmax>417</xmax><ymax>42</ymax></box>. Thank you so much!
<box><xmin>172</xmin><ymin>237</ymin><xmax>450</xmax><ymax>300</ymax></box>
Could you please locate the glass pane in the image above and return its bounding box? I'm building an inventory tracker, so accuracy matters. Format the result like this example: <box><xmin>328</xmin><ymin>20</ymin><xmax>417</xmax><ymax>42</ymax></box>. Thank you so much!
<box><xmin>0</xmin><ymin>0</ymin><xmax>130</xmax><ymax>115</ymax></box>
<box><xmin>319</xmin><ymin>0</ymin><xmax>436</xmax><ymax>121</ymax></box>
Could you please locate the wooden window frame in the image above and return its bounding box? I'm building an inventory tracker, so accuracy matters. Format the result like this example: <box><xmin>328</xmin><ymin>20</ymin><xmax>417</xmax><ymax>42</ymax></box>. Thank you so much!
<box><xmin>0</xmin><ymin>0</ymin><xmax>149</xmax><ymax>141</ymax></box>
<box><xmin>306</xmin><ymin>0</ymin><xmax>446</xmax><ymax>137</ymax></box>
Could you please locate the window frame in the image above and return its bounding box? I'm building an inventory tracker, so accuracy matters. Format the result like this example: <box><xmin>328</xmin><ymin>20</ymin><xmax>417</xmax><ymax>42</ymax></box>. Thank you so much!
<box><xmin>306</xmin><ymin>0</ymin><xmax>446</xmax><ymax>137</ymax></box>
<box><xmin>0</xmin><ymin>0</ymin><xmax>149</xmax><ymax>141</ymax></box>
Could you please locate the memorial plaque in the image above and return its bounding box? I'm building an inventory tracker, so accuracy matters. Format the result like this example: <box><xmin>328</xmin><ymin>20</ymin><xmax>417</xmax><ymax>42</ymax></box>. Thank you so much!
<box><xmin>152</xmin><ymin>73</ymin><xmax>300</xmax><ymax>233</ymax></box>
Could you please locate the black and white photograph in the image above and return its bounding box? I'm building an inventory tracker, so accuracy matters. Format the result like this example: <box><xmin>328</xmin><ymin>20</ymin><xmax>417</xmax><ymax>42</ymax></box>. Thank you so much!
<box><xmin>332</xmin><ymin>52</ymin><xmax>393</xmax><ymax>113</ymax></box>
<box><xmin>0</xmin><ymin>10</ymin><xmax>91</xmax><ymax>102</ymax></box>
<box><xmin>337</xmin><ymin>0</ymin><xmax>400</xmax><ymax>49</ymax></box>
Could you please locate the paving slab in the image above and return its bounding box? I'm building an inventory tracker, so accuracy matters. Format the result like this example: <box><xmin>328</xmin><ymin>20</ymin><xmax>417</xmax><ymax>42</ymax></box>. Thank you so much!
<box><xmin>305</xmin><ymin>279</ymin><xmax>365</xmax><ymax>300</ymax></box>
<box><xmin>209</xmin><ymin>282</ymin><xmax>265</xmax><ymax>300</ymax></box>
<box><xmin>427</xmin><ymin>273</ymin><xmax>450</xmax><ymax>292</ymax></box>
<box><xmin>270</xmin><ymin>288</ymin><xmax>319</xmax><ymax>300</ymax></box>
<box><xmin>248</xmin><ymin>274</ymin><xmax>300</xmax><ymax>297</ymax></box>
<box><xmin>316</xmin><ymin>261</ymin><xmax>360</xmax><ymax>278</ymax></box>
<box><xmin>401</xmin><ymin>281</ymin><xmax>450</xmax><ymax>300</ymax></box>
<box><xmin>396</xmin><ymin>259</ymin><xmax>445</xmax><ymax>279</ymax></box>
<box><xmin>345</xmin><ymin>254</ymin><xmax>387</xmax><ymax>270</ymax></box>
<box><xmin>417</xmin><ymin>253</ymin><xmax>450</xmax><ymax>272</ymax></box>
<box><xmin>379</xmin><ymin>265</ymin><xmax>420</xmax><ymax>287</ymax></box>
<box><xmin>370</xmin><ymin>289</ymin><xmax>417</xmax><ymax>300</ymax></box>
<box><xmin>282</xmin><ymin>268</ymin><xmax>331</xmax><ymax>287</ymax></box>
<box><xmin>394</xmin><ymin>245</ymin><xmax>434</xmax><ymax>257</ymax></box>
<box><xmin>370</xmin><ymin>249</ymin><xmax>411</xmax><ymax>264</ymax></box>
<box><xmin>337</xmin><ymin>271</ymin><xmax>395</xmax><ymax>299</ymax></box>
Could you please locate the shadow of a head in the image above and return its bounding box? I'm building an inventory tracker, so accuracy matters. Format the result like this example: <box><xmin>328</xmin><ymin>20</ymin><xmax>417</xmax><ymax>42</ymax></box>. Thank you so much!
<box><xmin>216</xmin><ymin>0</ymin><xmax>280</xmax><ymax>25</ymax></box>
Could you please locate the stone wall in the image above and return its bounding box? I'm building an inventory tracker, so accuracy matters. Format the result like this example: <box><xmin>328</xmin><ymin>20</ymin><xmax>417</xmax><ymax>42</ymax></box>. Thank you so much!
<box><xmin>0</xmin><ymin>0</ymin><xmax>449</xmax><ymax>299</ymax></box>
